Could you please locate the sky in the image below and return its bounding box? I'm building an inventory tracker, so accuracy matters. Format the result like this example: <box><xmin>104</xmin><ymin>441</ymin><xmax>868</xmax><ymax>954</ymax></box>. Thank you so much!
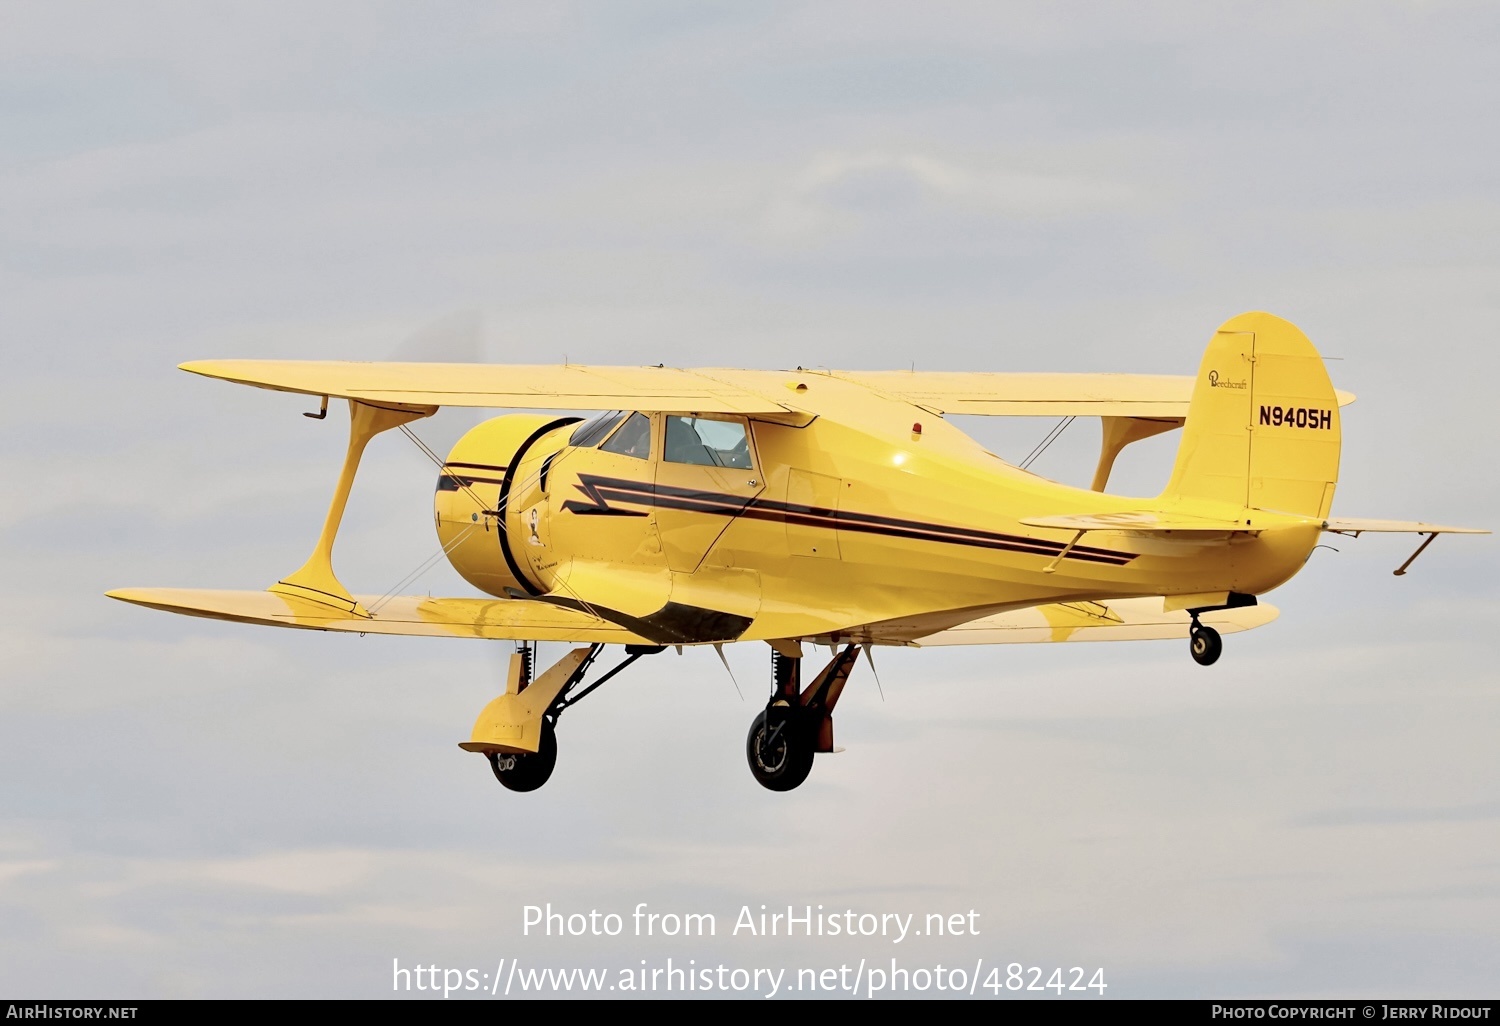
<box><xmin>1</xmin><ymin>0</ymin><xmax>1497</xmax><ymax>1000</ymax></box>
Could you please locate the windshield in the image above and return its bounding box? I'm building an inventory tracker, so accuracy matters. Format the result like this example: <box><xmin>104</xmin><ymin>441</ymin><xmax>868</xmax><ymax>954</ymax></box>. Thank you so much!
<box><xmin>601</xmin><ymin>412</ymin><xmax>652</xmax><ymax>459</ymax></box>
<box><xmin>568</xmin><ymin>410</ymin><xmax>626</xmax><ymax>448</ymax></box>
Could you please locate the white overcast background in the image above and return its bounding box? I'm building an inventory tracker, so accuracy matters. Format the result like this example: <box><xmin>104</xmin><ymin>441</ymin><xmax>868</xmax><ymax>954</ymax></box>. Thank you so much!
<box><xmin>1</xmin><ymin>0</ymin><xmax>1497</xmax><ymax>1000</ymax></box>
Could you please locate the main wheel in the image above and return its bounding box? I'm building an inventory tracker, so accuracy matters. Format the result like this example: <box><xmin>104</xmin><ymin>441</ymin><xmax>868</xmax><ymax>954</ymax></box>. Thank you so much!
<box><xmin>488</xmin><ymin>719</ymin><xmax>558</xmax><ymax>792</ymax></box>
<box><xmin>746</xmin><ymin>705</ymin><xmax>814</xmax><ymax>792</ymax></box>
<box><xmin>1190</xmin><ymin>624</ymin><xmax>1222</xmax><ymax>666</ymax></box>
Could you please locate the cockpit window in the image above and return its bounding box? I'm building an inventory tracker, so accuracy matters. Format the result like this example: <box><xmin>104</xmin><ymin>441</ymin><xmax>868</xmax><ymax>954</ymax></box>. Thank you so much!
<box><xmin>664</xmin><ymin>416</ymin><xmax>752</xmax><ymax>468</ymax></box>
<box><xmin>569</xmin><ymin>410</ymin><xmax>625</xmax><ymax>448</ymax></box>
<box><xmin>600</xmin><ymin>412</ymin><xmax>652</xmax><ymax>460</ymax></box>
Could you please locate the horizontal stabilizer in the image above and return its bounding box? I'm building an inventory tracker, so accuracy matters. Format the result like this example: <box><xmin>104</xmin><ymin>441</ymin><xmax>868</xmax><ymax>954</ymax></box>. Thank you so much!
<box><xmin>106</xmin><ymin>588</ymin><xmax>651</xmax><ymax>644</ymax></box>
<box><xmin>915</xmin><ymin>597</ymin><xmax>1278</xmax><ymax>647</ymax></box>
<box><xmin>1020</xmin><ymin>511</ymin><xmax>1256</xmax><ymax>533</ymax></box>
<box><xmin>1322</xmin><ymin>518</ymin><xmax>1488</xmax><ymax>535</ymax></box>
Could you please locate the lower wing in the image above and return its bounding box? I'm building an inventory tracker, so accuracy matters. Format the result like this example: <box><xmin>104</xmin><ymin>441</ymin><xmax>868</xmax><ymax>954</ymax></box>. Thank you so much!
<box><xmin>108</xmin><ymin>589</ymin><xmax>1276</xmax><ymax>648</ymax></box>
<box><xmin>106</xmin><ymin>588</ymin><xmax>650</xmax><ymax>644</ymax></box>
<box><xmin>911</xmin><ymin>597</ymin><xmax>1278</xmax><ymax>647</ymax></box>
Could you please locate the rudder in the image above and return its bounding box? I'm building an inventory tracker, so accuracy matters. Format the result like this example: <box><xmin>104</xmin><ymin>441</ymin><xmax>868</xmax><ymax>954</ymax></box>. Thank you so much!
<box><xmin>1162</xmin><ymin>312</ymin><xmax>1340</xmax><ymax>518</ymax></box>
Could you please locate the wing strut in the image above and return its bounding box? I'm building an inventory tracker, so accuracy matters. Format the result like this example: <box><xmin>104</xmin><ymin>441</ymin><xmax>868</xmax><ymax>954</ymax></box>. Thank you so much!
<box><xmin>1090</xmin><ymin>416</ymin><xmax>1183</xmax><ymax>491</ymax></box>
<box><xmin>270</xmin><ymin>399</ymin><xmax>435</xmax><ymax>617</ymax></box>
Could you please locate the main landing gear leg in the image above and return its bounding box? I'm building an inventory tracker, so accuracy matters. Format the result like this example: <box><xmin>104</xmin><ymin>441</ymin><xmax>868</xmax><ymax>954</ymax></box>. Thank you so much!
<box><xmin>1183</xmin><ymin>593</ymin><xmax>1256</xmax><ymax>666</ymax></box>
<box><xmin>746</xmin><ymin>645</ymin><xmax>861</xmax><ymax>792</ymax></box>
<box><xmin>462</xmin><ymin>641</ymin><xmax>662</xmax><ymax>792</ymax></box>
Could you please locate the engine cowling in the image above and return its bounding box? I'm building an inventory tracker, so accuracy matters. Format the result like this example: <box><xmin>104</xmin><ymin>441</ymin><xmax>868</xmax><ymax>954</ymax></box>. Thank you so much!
<box><xmin>434</xmin><ymin>413</ymin><xmax>576</xmax><ymax>597</ymax></box>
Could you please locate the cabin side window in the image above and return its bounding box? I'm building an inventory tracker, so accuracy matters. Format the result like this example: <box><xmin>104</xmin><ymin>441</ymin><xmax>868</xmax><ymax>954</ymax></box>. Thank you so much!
<box><xmin>664</xmin><ymin>416</ymin><xmax>752</xmax><ymax>469</ymax></box>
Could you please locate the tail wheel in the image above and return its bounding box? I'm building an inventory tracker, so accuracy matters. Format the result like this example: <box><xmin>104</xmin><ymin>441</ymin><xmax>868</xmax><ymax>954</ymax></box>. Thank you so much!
<box><xmin>746</xmin><ymin>706</ymin><xmax>814</xmax><ymax>792</ymax></box>
<box><xmin>1190</xmin><ymin>624</ymin><xmax>1223</xmax><ymax>666</ymax></box>
<box><xmin>488</xmin><ymin>719</ymin><xmax>558</xmax><ymax>792</ymax></box>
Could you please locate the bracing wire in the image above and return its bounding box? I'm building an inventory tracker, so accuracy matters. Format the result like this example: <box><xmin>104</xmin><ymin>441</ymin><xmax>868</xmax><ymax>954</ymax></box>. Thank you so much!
<box><xmin>392</xmin><ymin>419</ymin><xmax>611</xmax><ymax>621</ymax></box>
<box><xmin>398</xmin><ymin>423</ymin><xmax>491</xmax><ymax>512</ymax></box>
<box><xmin>367</xmin><ymin>521</ymin><xmax>481</xmax><ymax>614</ymax></box>
<box><xmin>1019</xmin><ymin>416</ymin><xmax>1076</xmax><ymax>471</ymax></box>
<box><xmin>400</xmin><ymin>419</ymin><xmax>557</xmax><ymax>530</ymax></box>
<box><xmin>541</xmin><ymin>559</ymin><xmax>611</xmax><ymax>623</ymax></box>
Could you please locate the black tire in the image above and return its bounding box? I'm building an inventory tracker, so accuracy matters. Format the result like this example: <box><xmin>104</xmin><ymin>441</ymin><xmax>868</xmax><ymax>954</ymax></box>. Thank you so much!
<box><xmin>488</xmin><ymin>719</ymin><xmax>558</xmax><ymax>792</ymax></box>
<box><xmin>1190</xmin><ymin>624</ymin><xmax>1223</xmax><ymax>666</ymax></box>
<box><xmin>746</xmin><ymin>705</ymin><xmax>814</xmax><ymax>792</ymax></box>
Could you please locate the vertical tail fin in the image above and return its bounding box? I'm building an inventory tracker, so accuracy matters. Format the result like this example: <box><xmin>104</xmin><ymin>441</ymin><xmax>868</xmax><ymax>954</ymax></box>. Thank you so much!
<box><xmin>1162</xmin><ymin>312</ymin><xmax>1341</xmax><ymax>518</ymax></box>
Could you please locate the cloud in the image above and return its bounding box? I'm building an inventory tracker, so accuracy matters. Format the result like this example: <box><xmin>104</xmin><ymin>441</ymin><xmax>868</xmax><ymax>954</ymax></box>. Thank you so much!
<box><xmin>760</xmin><ymin>151</ymin><xmax>1136</xmax><ymax>241</ymax></box>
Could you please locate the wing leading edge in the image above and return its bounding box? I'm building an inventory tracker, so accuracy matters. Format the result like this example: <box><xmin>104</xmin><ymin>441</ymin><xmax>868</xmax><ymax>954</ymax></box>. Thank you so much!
<box><xmin>178</xmin><ymin>361</ymin><xmax>791</xmax><ymax>415</ymax></box>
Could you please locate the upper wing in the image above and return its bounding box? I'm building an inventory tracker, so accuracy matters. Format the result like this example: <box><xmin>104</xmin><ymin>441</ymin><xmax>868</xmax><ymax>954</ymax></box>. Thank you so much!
<box><xmin>106</xmin><ymin>588</ymin><xmax>652</xmax><ymax>644</ymax></box>
<box><xmin>181</xmin><ymin>361</ymin><xmax>1356</xmax><ymax>419</ymax></box>
<box><xmin>829</xmin><ymin>370</ymin><xmax>1357</xmax><ymax>417</ymax></box>
<box><xmin>180</xmin><ymin>360</ymin><xmax>791</xmax><ymax>415</ymax></box>
<box><xmin>912</xmin><ymin>597</ymin><xmax>1278</xmax><ymax>646</ymax></box>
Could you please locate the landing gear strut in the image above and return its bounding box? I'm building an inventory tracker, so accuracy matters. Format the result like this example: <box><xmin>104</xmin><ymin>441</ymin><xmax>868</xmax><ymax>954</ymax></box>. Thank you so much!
<box><xmin>1183</xmin><ymin>593</ymin><xmax>1256</xmax><ymax>666</ymax></box>
<box><xmin>463</xmin><ymin>642</ymin><xmax>660</xmax><ymax>792</ymax></box>
<box><xmin>746</xmin><ymin>645</ymin><xmax>861</xmax><ymax>791</ymax></box>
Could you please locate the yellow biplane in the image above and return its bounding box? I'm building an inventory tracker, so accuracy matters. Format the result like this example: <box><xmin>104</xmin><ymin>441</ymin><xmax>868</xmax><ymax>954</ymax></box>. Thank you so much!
<box><xmin>109</xmin><ymin>312</ymin><xmax>1485</xmax><ymax>791</ymax></box>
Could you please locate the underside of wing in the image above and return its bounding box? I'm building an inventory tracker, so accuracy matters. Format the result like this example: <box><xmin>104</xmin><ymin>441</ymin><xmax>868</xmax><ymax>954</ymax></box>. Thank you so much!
<box><xmin>911</xmin><ymin>597</ymin><xmax>1279</xmax><ymax>646</ymax></box>
<box><xmin>106</xmin><ymin>588</ymin><xmax>651</xmax><ymax>644</ymax></box>
<box><xmin>830</xmin><ymin>370</ymin><xmax>1357</xmax><ymax>418</ymax></box>
<box><xmin>179</xmin><ymin>360</ymin><xmax>791</xmax><ymax>415</ymax></box>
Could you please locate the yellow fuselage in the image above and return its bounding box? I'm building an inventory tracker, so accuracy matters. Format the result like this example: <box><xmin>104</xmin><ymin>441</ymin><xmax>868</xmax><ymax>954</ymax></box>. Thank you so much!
<box><xmin>436</xmin><ymin>372</ymin><xmax>1317</xmax><ymax>645</ymax></box>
